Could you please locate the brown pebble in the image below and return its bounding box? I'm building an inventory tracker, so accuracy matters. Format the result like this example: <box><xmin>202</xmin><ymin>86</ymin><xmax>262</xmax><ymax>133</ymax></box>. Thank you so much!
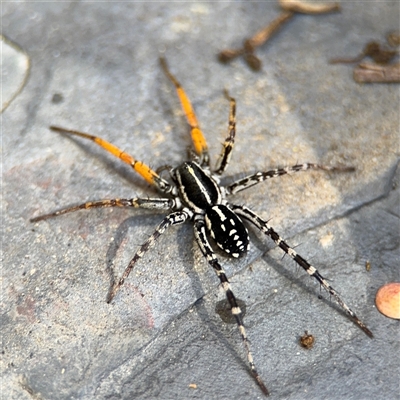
<box><xmin>375</xmin><ymin>283</ymin><xmax>400</xmax><ymax>319</ymax></box>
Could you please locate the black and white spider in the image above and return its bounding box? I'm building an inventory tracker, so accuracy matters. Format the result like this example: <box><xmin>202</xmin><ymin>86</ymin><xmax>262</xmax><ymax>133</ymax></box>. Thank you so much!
<box><xmin>31</xmin><ymin>57</ymin><xmax>372</xmax><ymax>396</ymax></box>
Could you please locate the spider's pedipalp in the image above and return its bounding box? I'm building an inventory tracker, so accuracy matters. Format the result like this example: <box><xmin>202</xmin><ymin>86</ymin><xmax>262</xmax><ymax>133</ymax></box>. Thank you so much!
<box><xmin>232</xmin><ymin>204</ymin><xmax>373</xmax><ymax>338</ymax></box>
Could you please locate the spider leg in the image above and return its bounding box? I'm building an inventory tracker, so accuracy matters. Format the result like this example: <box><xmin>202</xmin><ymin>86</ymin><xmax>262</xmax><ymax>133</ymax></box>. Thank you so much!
<box><xmin>108</xmin><ymin>209</ymin><xmax>192</xmax><ymax>303</ymax></box>
<box><xmin>160</xmin><ymin>57</ymin><xmax>210</xmax><ymax>167</ymax></box>
<box><xmin>225</xmin><ymin>163</ymin><xmax>355</xmax><ymax>195</ymax></box>
<box><xmin>231</xmin><ymin>204</ymin><xmax>373</xmax><ymax>338</ymax></box>
<box><xmin>30</xmin><ymin>198</ymin><xmax>176</xmax><ymax>222</ymax></box>
<box><xmin>49</xmin><ymin>126</ymin><xmax>172</xmax><ymax>194</ymax></box>
<box><xmin>214</xmin><ymin>91</ymin><xmax>236</xmax><ymax>175</ymax></box>
<box><xmin>193</xmin><ymin>217</ymin><xmax>270</xmax><ymax>396</ymax></box>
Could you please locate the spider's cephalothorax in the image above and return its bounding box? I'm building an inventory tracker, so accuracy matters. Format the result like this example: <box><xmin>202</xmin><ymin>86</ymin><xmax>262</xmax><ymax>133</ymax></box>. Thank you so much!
<box><xmin>31</xmin><ymin>57</ymin><xmax>372</xmax><ymax>397</ymax></box>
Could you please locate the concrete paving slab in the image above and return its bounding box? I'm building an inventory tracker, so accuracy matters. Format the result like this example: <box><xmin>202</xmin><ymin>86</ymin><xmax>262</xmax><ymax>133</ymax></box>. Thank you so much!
<box><xmin>2</xmin><ymin>3</ymin><xmax>399</xmax><ymax>399</ymax></box>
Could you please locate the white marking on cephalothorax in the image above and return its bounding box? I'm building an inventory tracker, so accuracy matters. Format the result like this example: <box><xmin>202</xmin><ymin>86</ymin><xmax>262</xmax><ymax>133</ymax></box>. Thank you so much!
<box><xmin>187</xmin><ymin>165</ymin><xmax>213</xmax><ymax>204</ymax></box>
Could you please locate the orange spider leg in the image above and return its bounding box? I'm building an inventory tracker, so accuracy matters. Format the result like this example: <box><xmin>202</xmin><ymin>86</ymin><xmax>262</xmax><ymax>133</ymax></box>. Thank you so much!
<box><xmin>49</xmin><ymin>126</ymin><xmax>171</xmax><ymax>193</ymax></box>
<box><xmin>159</xmin><ymin>57</ymin><xmax>209</xmax><ymax>165</ymax></box>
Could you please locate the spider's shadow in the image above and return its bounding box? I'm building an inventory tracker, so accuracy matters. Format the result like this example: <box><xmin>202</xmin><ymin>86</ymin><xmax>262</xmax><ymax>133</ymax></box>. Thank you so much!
<box><xmin>177</xmin><ymin>232</ymin><xmax>258</xmax><ymax>388</ymax></box>
<box><xmin>102</xmin><ymin>196</ymin><xmax>368</xmax><ymax>395</ymax></box>
<box><xmin>104</xmin><ymin>204</ymin><xmax>257</xmax><ymax>382</ymax></box>
<box><xmin>104</xmin><ymin>212</ymin><xmax>167</xmax><ymax>299</ymax></box>
<box><xmin>173</xmin><ymin>216</ymin><xmax>271</xmax><ymax>387</ymax></box>
<box><xmin>258</xmin><ymin>235</ymin><xmax>362</xmax><ymax>329</ymax></box>
<box><xmin>238</xmin><ymin>211</ymin><xmax>370</xmax><ymax>332</ymax></box>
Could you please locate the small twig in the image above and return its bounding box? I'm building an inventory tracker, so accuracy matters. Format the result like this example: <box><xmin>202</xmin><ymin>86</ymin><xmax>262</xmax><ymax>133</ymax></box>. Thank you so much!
<box><xmin>353</xmin><ymin>62</ymin><xmax>400</xmax><ymax>83</ymax></box>
<box><xmin>218</xmin><ymin>11</ymin><xmax>294</xmax><ymax>70</ymax></box>
<box><xmin>330</xmin><ymin>41</ymin><xmax>399</xmax><ymax>65</ymax></box>
<box><xmin>218</xmin><ymin>1</ymin><xmax>340</xmax><ymax>71</ymax></box>
<box><xmin>218</xmin><ymin>48</ymin><xmax>245</xmax><ymax>63</ymax></box>
<box><xmin>279</xmin><ymin>0</ymin><xmax>340</xmax><ymax>14</ymax></box>
<box><xmin>329</xmin><ymin>53</ymin><xmax>365</xmax><ymax>65</ymax></box>
<box><xmin>244</xmin><ymin>11</ymin><xmax>294</xmax><ymax>50</ymax></box>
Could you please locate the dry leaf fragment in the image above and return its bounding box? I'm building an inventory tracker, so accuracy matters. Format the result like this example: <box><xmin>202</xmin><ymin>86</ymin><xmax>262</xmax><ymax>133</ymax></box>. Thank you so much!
<box><xmin>353</xmin><ymin>62</ymin><xmax>400</xmax><ymax>83</ymax></box>
<box><xmin>387</xmin><ymin>31</ymin><xmax>400</xmax><ymax>47</ymax></box>
<box><xmin>299</xmin><ymin>331</ymin><xmax>315</xmax><ymax>349</ymax></box>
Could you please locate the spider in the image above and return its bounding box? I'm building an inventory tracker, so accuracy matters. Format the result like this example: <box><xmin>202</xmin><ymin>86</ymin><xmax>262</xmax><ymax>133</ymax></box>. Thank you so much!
<box><xmin>31</xmin><ymin>57</ymin><xmax>373</xmax><ymax>396</ymax></box>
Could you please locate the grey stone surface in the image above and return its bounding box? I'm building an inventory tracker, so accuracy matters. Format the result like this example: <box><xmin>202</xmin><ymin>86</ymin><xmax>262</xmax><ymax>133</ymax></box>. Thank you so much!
<box><xmin>2</xmin><ymin>3</ymin><xmax>399</xmax><ymax>399</ymax></box>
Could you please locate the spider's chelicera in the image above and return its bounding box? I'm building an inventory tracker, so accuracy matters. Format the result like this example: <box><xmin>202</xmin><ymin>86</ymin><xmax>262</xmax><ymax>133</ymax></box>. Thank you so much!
<box><xmin>31</xmin><ymin>58</ymin><xmax>372</xmax><ymax>396</ymax></box>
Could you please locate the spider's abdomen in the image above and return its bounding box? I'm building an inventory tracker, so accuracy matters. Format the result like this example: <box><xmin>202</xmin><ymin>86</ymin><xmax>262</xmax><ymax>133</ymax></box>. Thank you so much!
<box><xmin>205</xmin><ymin>205</ymin><xmax>249</xmax><ymax>258</ymax></box>
<box><xmin>175</xmin><ymin>161</ymin><xmax>222</xmax><ymax>212</ymax></box>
